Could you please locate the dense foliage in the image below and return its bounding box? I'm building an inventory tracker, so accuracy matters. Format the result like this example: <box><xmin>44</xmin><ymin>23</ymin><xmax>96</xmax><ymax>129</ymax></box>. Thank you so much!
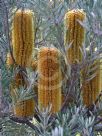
<box><xmin>0</xmin><ymin>0</ymin><xmax>102</xmax><ymax>135</ymax></box>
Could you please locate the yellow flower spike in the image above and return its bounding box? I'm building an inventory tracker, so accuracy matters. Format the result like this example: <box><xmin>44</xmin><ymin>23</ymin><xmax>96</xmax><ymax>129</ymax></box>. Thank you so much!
<box><xmin>14</xmin><ymin>98</ymin><xmax>35</xmax><ymax>118</ymax></box>
<box><xmin>64</xmin><ymin>9</ymin><xmax>86</xmax><ymax>64</ymax></box>
<box><xmin>82</xmin><ymin>60</ymin><xmax>101</xmax><ymax>106</ymax></box>
<box><xmin>12</xmin><ymin>9</ymin><xmax>35</xmax><ymax>67</ymax></box>
<box><xmin>38</xmin><ymin>47</ymin><xmax>62</xmax><ymax>113</ymax></box>
<box><xmin>11</xmin><ymin>72</ymin><xmax>35</xmax><ymax>118</ymax></box>
<box><xmin>6</xmin><ymin>52</ymin><xmax>14</xmax><ymax>68</ymax></box>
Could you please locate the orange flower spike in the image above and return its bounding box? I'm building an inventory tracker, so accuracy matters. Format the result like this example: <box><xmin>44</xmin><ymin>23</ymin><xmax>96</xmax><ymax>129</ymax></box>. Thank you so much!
<box><xmin>64</xmin><ymin>9</ymin><xmax>86</xmax><ymax>64</ymax></box>
<box><xmin>38</xmin><ymin>47</ymin><xmax>62</xmax><ymax>113</ymax></box>
<box><xmin>12</xmin><ymin>9</ymin><xmax>35</xmax><ymax>67</ymax></box>
<box><xmin>82</xmin><ymin>60</ymin><xmax>101</xmax><ymax>106</ymax></box>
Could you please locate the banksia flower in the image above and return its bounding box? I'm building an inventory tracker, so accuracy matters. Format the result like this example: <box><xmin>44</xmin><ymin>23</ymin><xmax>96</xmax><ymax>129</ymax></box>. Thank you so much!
<box><xmin>11</xmin><ymin>72</ymin><xmax>35</xmax><ymax>118</ymax></box>
<box><xmin>38</xmin><ymin>47</ymin><xmax>62</xmax><ymax>113</ymax></box>
<box><xmin>12</xmin><ymin>9</ymin><xmax>35</xmax><ymax>67</ymax></box>
<box><xmin>14</xmin><ymin>98</ymin><xmax>35</xmax><ymax>118</ymax></box>
<box><xmin>6</xmin><ymin>53</ymin><xmax>14</xmax><ymax>68</ymax></box>
<box><xmin>64</xmin><ymin>9</ymin><xmax>86</xmax><ymax>64</ymax></box>
<box><xmin>82</xmin><ymin>60</ymin><xmax>101</xmax><ymax>106</ymax></box>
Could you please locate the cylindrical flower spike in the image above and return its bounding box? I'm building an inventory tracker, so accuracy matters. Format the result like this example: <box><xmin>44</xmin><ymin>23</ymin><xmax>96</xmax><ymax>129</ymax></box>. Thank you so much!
<box><xmin>11</xmin><ymin>72</ymin><xmax>35</xmax><ymax>118</ymax></box>
<box><xmin>38</xmin><ymin>47</ymin><xmax>62</xmax><ymax>113</ymax></box>
<box><xmin>12</xmin><ymin>9</ymin><xmax>35</xmax><ymax>67</ymax></box>
<box><xmin>6</xmin><ymin>52</ymin><xmax>14</xmax><ymax>68</ymax></box>
<box><xmin>14</xmin><ymin>99</ymin><xmax>35</xmax><ymax>118</ymax></box>
<box><xmin>82</xmin><ymin>60</ymin><xmax>101</xmax><ymax>106</ymax></box>
<box><xmin>64</xmin><ymin>9</ymin><xmax>86</xmax><ymax>64</ymax></box>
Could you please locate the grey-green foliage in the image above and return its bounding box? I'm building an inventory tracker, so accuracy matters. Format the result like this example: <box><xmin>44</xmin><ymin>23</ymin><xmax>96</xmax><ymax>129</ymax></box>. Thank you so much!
<box><xmin>51</xmin><ymin>126</ymin><xmax>63</xmax><ymax>136</ymax></box>
<box><xmin>34</xmin><ymin>106</ymin><xmax>53</xmax><ymax>136</ymax></box>
<box><xmin>0</xmin><ymin>117</ymin><xmax>35</xmax><ymax>136</ymax></box>
<box><xmin>77</xmin><ymin>0</ymin><xmax>102</xmax><ymax>48</ymax></box>
<box><xmin>55</xmin><ymin>106</ymin><xmax>95</xmax><ymax>136</ymax></box>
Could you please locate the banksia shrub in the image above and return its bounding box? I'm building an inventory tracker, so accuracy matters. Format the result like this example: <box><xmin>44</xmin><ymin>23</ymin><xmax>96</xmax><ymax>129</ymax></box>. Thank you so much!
<box><xmin>12</xmin><ymin>9</ymin><xmax>35</xmax><ymax>67</ymax></box>
<box><xmin>64</xmin><ymin>9</ymin><xmax>86</xmax><ymax>64</ymax></box>
<box><xmin>82</xmin><ymin>60</ymin><xmax>101</xmax><ymax>106</ymax></box>
<box><xmin>38</xmin><ymin>47</ymin><xmax>62</xmax><ymax>113</ymax></box>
